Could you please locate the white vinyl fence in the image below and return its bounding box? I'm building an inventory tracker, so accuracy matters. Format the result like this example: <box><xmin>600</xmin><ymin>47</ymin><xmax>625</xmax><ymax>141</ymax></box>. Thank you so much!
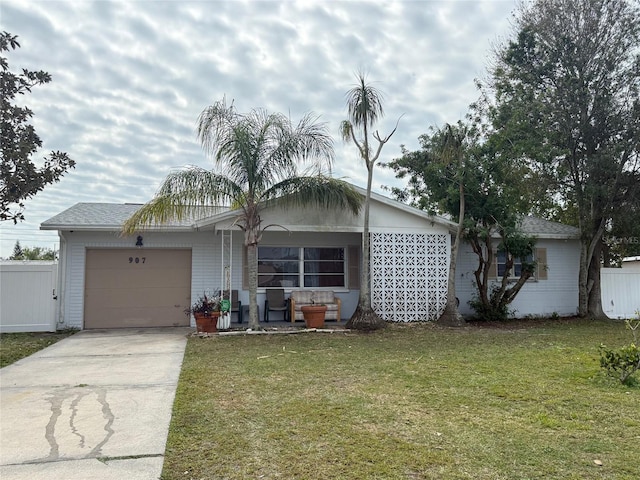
<box><xmin>0</xmin><ymin>261</ymin><xmax>58</xmax><ymax>332</ymax></box>
<box><xmin>601</xmin><ymin>268</ymin><xmax>640</xmax><ymax>320</ymax></box>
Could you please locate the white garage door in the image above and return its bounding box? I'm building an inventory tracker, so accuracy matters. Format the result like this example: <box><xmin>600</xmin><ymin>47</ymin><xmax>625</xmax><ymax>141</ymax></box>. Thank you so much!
<box><xmin>84</xmin><ymin>249</ymin><xmax>192</xmax><ymax>329</ymax></box>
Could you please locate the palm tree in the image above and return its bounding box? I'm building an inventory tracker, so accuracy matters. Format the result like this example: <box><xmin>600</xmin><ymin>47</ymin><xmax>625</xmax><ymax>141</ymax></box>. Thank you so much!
<box><xmin>123</xmin><ymin>98</ymin><xmax>362</xmax><ymax>330</ymax></box>
<box><xmin>340</xmin><ymin>73</ymin><xmax>401</xmax><ymax>330</ymax></box>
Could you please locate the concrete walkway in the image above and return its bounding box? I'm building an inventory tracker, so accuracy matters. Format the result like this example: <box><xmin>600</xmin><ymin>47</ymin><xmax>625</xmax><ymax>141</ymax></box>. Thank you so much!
<box><xmin>0</xmin><ymin>328</ymin><xmax>191</xmax><ymax>480</ymax></box>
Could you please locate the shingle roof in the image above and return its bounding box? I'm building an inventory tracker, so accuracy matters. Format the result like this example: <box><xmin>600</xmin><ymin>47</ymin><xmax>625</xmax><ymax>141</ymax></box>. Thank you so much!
<box><xmin>520</xmin><ymin>216</ymin><xmax>580</xmax><ymax>238</ymax></box>
<box><xmin>40</xmin><ymin>203</ymin><xmax>227</xmax><ymax>230</ymax></box>
<box><xmin>42</xmin><ymin>201</ymin><xmax>581</xmax><ymax>239</ymax></box>
<box><xmin>41</xmin><ymin>203</ymin><xmax>142</xmax><ymax>229</ymax></box>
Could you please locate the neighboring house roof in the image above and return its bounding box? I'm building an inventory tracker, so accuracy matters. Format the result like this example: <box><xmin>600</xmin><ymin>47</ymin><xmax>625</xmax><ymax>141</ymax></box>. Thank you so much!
<box><xmin>623</xmin><ymin>256</ymin><xmax>640</xmax><ymax>263</ymax></box>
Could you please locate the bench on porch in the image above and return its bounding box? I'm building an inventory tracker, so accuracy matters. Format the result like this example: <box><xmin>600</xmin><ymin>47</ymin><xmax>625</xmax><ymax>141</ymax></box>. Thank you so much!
<box><xmin>289</xmin><ymin>290</ymin><xmax>341</xmax><ymax>323</ymax></box>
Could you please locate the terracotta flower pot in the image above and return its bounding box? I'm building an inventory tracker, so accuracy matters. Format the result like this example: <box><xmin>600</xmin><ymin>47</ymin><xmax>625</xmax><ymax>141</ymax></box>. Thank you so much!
<box><xmin>194</xmin><ymin>312</ymin><xmax>220</xmax><ymax>333</ymax></box>
<box><xmin>301</xmin><ymin>305</ymin><xmax>327</xmax><ymax>328</ymax></box>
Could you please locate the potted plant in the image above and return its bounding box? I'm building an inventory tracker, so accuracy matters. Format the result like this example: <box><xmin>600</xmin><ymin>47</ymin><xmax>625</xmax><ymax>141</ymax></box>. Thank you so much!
<box><xmin>301</xmin><ymin>301</ymin><xmax>327</xmax><ymax>328</ymax></box>
<box><xmin>186</xmin><ymin>290</ymin><xmax>222</xmax><ymax>333</ymax></box>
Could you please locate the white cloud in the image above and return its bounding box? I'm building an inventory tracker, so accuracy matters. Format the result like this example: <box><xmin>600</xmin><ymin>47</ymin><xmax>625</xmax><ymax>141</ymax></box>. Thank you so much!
<box><xmin>0</xmin><ymin>0</ymin><xmax>516</xmax><ymax>257</ymax></box>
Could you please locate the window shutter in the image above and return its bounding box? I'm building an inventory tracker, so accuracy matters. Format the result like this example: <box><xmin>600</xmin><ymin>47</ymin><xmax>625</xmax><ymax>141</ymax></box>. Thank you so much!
<box><xmin>348</xmin><ymin>245</ymin><xmax>360</xmax><ymax>289</ymax></box>
<box><xmin>242</xmin><ymin>245</ymin><xmax>249</xmax><ymax>290</ymax></box>
<box><xmin>536</xmin><ymin>248</ymin><xmax>548</xmax><ymax>280</ymax></box>
<box><xmin>487</xmin><ymin>251</ymin><xmax>497</xmax><ymax>278</ymax></box>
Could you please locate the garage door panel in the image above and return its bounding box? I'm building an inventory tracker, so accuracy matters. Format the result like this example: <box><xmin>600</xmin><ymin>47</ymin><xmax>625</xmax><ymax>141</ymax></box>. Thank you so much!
<box><xmin>85</xmin><ymin>307</ymin><xmax>189</xmax><ymax>329</ymax></box>
<box><xmin>86</xmin><ymin>288</ymin><xmax>190</xmax><ymax>309</ymax></box>
<box><xmin>84</xmin><ymin>249</ymin><xmax>192</xmax><ymax>329</ymax></box>
<box><xmin>86</xmin><ymin>249</ymin><xmax>191</xmax><ymax>269</ymax></box>
<box><xmin>86</xmin><ymin>267</ymin><xmax>191</xmax><ymax>290</ymax></box>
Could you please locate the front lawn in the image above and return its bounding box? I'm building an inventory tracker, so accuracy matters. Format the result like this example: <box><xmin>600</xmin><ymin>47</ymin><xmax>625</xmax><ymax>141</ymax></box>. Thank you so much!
<box><xmin>0</xmin><ymin>331</ymin><xmax>75</xmax><ymax>368</ymax></box>
<box><xmin>163</xmin><ymin>319</ymin><xmax>639</xmax><ymax>479</ymax></box>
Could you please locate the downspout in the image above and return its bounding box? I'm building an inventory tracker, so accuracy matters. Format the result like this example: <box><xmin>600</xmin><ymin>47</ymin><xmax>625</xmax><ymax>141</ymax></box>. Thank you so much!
<box><xmin>56</xmin><ymin>231</ymin><xmax>67</xmax><ymax>329</ymax></box>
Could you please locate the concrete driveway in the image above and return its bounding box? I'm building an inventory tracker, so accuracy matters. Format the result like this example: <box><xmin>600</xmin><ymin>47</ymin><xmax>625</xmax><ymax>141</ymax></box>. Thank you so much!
<box><xmin>0</xmin><ymin>328</ymin><xmax>191</xmax><ymax>480</ymax></box>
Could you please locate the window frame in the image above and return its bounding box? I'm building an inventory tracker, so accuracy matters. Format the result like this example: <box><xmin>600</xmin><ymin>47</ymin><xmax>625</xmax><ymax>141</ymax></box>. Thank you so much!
<box><xmin>257</xmin><ymin>246</ymin><xmax>347</xmax><ymax>289</ymax></box>
<box><xmin>496</xmin><ymin>250</ymin><xmax>535</xmax><ymax>279</ymax></box>
<box><xmin>257</xmin><ymin>246</ymin><xmax>301</xmax><ymax>288</ymax></box>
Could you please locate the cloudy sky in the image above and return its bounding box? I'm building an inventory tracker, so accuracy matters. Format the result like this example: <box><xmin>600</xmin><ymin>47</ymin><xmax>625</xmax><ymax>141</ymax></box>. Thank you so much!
<box><xmin>1</xmin><ymin>0</ymin><xmax>518</xmax><ymax>258</ymax></box>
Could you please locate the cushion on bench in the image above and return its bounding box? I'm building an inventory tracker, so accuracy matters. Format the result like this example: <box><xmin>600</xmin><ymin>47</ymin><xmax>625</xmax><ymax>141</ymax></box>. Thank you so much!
<box><xmin>313</xmin><ymin>290</ymin><xmax>336</xmax><ymax>304</ymax></box>
<box><xmin>291</xmin><ymin>290</ymin><xmax>313</xmax><ymax>304</ymax></box>
<box><xmin>289</xmin><ymin>290</ymin><xmax>342</xmax><ymax>322</ymax></box>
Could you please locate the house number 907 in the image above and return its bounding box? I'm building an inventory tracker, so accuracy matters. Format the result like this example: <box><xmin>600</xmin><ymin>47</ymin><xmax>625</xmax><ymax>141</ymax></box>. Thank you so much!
<box><xmin>128</xmin><ymin>257</ymin><xmax>146</xmax><ymax>264</ymax></box>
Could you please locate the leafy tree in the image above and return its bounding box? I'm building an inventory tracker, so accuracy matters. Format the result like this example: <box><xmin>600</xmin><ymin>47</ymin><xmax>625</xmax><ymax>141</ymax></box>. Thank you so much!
<box><xmin>123</xmin><ymin>98</ymin><xmax>362</xmax><ymax>330</ymax></box>
<box><xmin>1</xmin><ymin>32</ymin><xmax>75</xmax><ymax>223</ymax></box>
<box><xmin>11</xmin><ymin>239</ymin><xmax>22</xmax><ymax>259</ymax></box>
<box><xmin>386</xmin><ymin>123</ymin><xmax>538</xmax><ymax>321</ymax></box>
<box><xmin>9</xmin><ymin>240</ymin><xmax>57</xmax><ymax>260</ymax></box>
<box><xmin>340</xmin><ymin>72</ymin><xmax>401</xmax><ymax>331</ymax></box>
<box><xmin>604</xmin><ymin>170</ymin><xmax>640</xmax><ymax>265</ymax></box>
<box><xmin>386</xmin><ymin>123</ymin><xmax>471</xmax><ymax>325</ymax></box>
<box><xmin>485</xmin><ymin>0</ymin><xmax>640</xmax><ymax>317</ymax></box>
<box><xmin>466</xmin><ymin>223</ymin><xmax>536</xmax><ymax>321</ymax></box>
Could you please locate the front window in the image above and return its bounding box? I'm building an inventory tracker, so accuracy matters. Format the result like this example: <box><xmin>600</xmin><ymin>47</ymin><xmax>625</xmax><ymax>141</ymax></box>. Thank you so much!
<box><xmin>304</xmin><ymin>247</ymin><xmax>345</xmax><ymax>287</ymax></box>
<box><xmin>258</xmin><ymin>246</ymin><xmax>345</xmax><ymax>288</ymax></box>
<box><xmin>497</xmin><ymin>251</ymin><xmax>533</xmax><ymax>278</ymax></box>
<box><xmin>258</xmin><ymin>247</ymin><xmax>300</xmax><ymax>287</ymax></box>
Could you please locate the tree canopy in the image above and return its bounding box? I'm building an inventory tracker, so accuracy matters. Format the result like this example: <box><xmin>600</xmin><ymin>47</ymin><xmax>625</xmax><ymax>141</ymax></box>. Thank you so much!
<box><xmin>386</xmin><ymin>121</ymin><xmax>538</xmax><ymax>321</ymax></box>
<box><xmin>0</xmin><ymin>32</ymin><xmax>75</xmax><ymax>223</ymax></box>
<box><xmin>484</xmin><ymin>0</ymin><xmax>640</xmax><ymax>317</ymax></box>
<box><xmin>9</xmin><ymin>240</ymin><xmax>57</xmax><ymax>260</ymax></box>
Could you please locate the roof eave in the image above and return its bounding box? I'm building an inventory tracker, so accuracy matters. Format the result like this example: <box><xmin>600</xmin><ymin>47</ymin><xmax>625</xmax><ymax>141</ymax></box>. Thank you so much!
<box><xmin>194</xmin><ymin>209</ymin><xmax>240</xmax><ymax>229</ymax></box>
<box><xmin>40</xmin><ymin>224</ymin><xmax>196</xmax><ymax>232</ymax></box>
<box><xmin>484</xmin><ymin>232</ymin><xmax>580</xmax><ymax>240</ymax></box>
<box><xmin>534</xmin><ymin>233</ymin><xmax>580</xmax><ymax>240</ymax></box>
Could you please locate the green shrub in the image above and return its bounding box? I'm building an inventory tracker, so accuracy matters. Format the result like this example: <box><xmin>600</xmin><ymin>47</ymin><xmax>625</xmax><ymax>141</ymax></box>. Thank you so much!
<box><xmin>468</xmin><ymin>285</ymin><xmax>513</xmax><ymax>321</ymax></box>
<box><xmin>599</xmin><ymin>314</ymin><xmax>640</xmax><ymax>385</ymax></box>
<box><xmin>599</xmin><ymin>343</ymin><xmax>640</xmax><ymax>385</ymax></box>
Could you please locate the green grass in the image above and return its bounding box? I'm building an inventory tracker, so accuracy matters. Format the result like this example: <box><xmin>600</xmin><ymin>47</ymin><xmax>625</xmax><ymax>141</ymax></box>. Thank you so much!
<box><xmin>0</xmin><ymin>331</ymin><xmax>75</xmax><ymax>368</ymax></box>
<box><xmin>163</xmin><ymin>318</ymin><xmax>639</xmax><ymax>479</ymax></box>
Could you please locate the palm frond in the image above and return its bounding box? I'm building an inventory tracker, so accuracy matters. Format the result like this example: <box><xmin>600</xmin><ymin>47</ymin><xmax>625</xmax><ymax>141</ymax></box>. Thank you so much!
<box><xmin>263</xmin><ymin>176</ymin><xmax>363</xmax><ymax>215</ymax></box>
<box><xmin>340</xmin><ymin>120</ymin><xmax>354</xmax><ymax>143</ymax></box>
<box><xmin>199</xmin><ymin>102</ymin><xmax>335</xmax><ymax>200</ymax></box>
<box><xmin>131</xmin><ymin>100</ymin><xmax>344</xmax><ymax>236</ymax></box>
<box><xmin>293</xmin><ymin>112</ymin><xmax>335</xmax><ymax>165</ymax></box>
<box><xmin>345</xmin><ymin>72</ymin><xmax>385</xmax><ymax>129</ymax></box>
<box><xmin>197</xmin><ymin>97</ymin><xmax>238</xmax><ymax>157</ymax></box>
<box><xmin>122</xmin><ymin>167</ymin><xmax>243</xmax><ymax>234</ymax></box>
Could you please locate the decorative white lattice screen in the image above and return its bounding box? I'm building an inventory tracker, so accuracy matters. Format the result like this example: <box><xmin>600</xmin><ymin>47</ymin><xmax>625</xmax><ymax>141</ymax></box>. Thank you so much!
<box><xmin>371</xmin><ymin>232</ymin><xmax>449</xmax><ymax>322</ymax></box>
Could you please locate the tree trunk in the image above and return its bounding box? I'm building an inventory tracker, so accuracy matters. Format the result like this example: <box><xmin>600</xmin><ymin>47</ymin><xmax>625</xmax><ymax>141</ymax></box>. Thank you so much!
<box><xmin>579</xmin><ymin>234</ymin><xmax>607</xmax><ymax>318</ymax></box>
<box><xmin>359</xmin><ymin>169</ymin><xmax>372</xmax><ymax>310</ymax></box>
<box><xmin>346</xmin><ymin>164</ymin><xmax>385</xmax><ymax>331</ymax></box>
<box><xmin>246</xmin><ymin>242</ymin><xmax>261</xmax><ymax>330</ymax></box>
<box><xmin>347</xmin><ymin>304</ymin><xmax>386</xmax><ymax>331</ymax></box>
<box><xmin>578</xmin><ymin>240</ymin><xmax>589</xmax><ymax>317</ymax></box>
<box><xmin>438</xmin><ymin>181</ymin><xmax>465</xmax><ymax>326</ymax></box>
<box><xmin>587</xmin><ymin>239</ymin><xmax>606</xmax><ymax>318</ymax></box>
<box><xmin>471</xmin><ymin>231</ymin><xmax>493</xmax><ymax>307</ymax></box>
